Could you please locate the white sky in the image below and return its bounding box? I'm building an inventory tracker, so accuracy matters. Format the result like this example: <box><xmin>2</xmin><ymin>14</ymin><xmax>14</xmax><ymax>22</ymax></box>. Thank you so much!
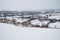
<box><xmin>0</xmin><ymin>0</ymin><xmax>60</xmax><ymax>11</ymax></box>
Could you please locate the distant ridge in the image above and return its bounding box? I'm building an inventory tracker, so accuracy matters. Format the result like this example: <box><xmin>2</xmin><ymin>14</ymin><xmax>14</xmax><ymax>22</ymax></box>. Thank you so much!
<box><xmin>0</xmin><ymin>9</ymin><xmax>60</xmax><ymax>17</ymax></box>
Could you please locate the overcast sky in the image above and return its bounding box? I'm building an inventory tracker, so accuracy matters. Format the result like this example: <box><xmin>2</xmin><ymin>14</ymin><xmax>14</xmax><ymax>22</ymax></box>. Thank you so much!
<box><xmin>0</xmin><ymin>0</ymin><xmax>60</xmax><ymax>11</ymax></box>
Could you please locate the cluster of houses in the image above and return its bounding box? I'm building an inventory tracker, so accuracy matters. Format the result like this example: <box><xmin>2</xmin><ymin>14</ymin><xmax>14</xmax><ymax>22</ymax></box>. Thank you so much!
<box><xmin>0</xmin><ymin>14</ymin><xmax>60</xmax><ymax>29</ymax></box>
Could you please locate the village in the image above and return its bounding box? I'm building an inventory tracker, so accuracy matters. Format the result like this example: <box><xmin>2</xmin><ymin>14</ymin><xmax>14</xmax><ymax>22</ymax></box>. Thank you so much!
<box><xmin>0</xmin><ymin>13</ymin><xmax>60</xmax><ymax>29</ymax></box>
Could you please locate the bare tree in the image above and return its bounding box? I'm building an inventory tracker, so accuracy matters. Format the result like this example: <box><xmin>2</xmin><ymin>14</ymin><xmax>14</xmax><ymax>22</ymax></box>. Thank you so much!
<box><xmin>12</xmin><ymin>19</ymin><xmax>16</xmax><ymax>25</ymax></box>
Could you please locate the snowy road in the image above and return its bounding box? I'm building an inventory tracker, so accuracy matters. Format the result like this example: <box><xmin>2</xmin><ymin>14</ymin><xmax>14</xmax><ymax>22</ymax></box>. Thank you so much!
<box><xmin>0</xmin><ymin>23</ymin><xmax>60</xmax><ymax>40</ymax></box>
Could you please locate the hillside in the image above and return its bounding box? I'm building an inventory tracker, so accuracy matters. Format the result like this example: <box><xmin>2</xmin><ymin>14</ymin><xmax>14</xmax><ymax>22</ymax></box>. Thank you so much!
<box><xmin>0</xmin><ymin>23</ymin><xmax>60</xmax><ymax>40</ymax></box>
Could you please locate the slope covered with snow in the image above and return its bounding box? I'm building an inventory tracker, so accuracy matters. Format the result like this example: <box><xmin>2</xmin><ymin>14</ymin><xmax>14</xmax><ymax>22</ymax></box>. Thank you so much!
<box><xmin>0</xmin><ymin>23</ymin><xmax>60</xmax><ymax>40</ymax></box>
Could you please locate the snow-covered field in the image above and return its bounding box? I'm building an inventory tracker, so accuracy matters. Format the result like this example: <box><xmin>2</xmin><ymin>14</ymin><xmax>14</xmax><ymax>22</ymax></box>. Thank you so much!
<box><xmin>51</xmin><ymin>13</ymin><xmax>60</xmax><ymax>16</ymax></box>
<box><xmin>0</xmin><ymin>23</ymin><xmax>60</xmax><ymax>40</ymax></box>
<box><xmin>31</xmin><ymin>19</ymin><xmax>50</xmax><ymax>26</ymax></box>
<box><xmin>48</xmin><ymin>16</ymin><xmax>60</xmax><ymax>20</ymax></box>
<box><xmin>48</xmin><ymin>22</ymin><xmax>60</xmax><ymax>28</ymax></box>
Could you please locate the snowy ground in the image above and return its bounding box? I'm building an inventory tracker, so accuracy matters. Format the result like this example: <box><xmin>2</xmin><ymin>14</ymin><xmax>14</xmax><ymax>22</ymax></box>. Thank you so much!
<box><xmin>48</xmin><ymin>22</ymin><xmax>60</xmax><ymax>28</ymax></box>
<box><xmin>48</xmin><ymin>16</ymin><xmax>60</xmax><ymax>20</ymax></box>
<box><xmin>0</xmin><ymin>23</ymin><xmax>60</xmax><ymax>40</ymax></box>
<box><xmin>31</xmin><ymin>19</ymin><xmax>50</xmax><ymax>27</ymax></box>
